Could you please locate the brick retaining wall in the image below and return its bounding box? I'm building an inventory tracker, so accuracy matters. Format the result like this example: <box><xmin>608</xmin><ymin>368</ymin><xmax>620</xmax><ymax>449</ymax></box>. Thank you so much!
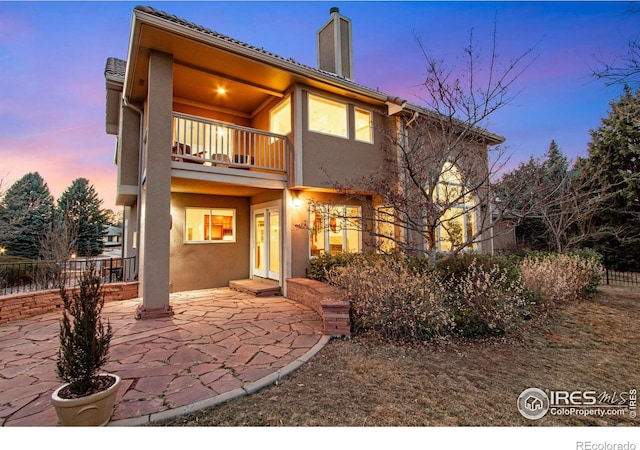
<box><xmin>286</xmin><ymin>278</ymin><xmax>350</xmax><ymax>337</ymax></box>
<box><xmin>0</xmin><ymin>282</ymin><xmax>139</xmax><ymax>324</ymax></box>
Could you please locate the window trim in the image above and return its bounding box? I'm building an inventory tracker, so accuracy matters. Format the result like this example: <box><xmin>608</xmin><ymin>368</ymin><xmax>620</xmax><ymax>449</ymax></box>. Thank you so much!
<box><xmin>184</xmin><ymin>207</ymin><xmax>237</xmax><ymax>244</ymax></box>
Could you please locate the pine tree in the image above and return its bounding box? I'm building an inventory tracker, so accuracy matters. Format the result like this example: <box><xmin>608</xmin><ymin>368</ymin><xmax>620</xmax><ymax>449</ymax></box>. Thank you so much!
<box><xmin>0</xmin><ymin>172</ymin><xmax>54</xmax><ymax>259</ymax></box>
<box><xmin>575</xmin><ymin>86</ymin><xmax>640</xmax><ymax>269</ymax></box>
<box><xmin>57</xmin><ymin>178</ymin><xmax>109</xmax><ymax>257</ymax></box>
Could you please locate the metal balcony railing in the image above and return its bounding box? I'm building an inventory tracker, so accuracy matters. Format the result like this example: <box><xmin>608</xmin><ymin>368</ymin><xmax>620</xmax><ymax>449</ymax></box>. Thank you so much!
<box><xmin>172</xmin><ymin>112</ymin><xmax>288</xmax><ymax>173</ymax></box>
<box><xmin>0</xmin><ymin>256</ymin><xmax>137</xmax><ymax>296</ymax></box>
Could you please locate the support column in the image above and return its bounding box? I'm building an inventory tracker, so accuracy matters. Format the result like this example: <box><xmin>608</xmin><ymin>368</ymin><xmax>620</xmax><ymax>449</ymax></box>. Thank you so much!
<box><xmin>136</xmin><ymin>50</ymin><xmax>174</xmax><ymax>319</ymax></box>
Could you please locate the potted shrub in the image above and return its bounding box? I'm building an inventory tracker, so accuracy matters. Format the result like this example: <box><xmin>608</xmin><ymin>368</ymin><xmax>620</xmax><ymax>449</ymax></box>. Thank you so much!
<box><xmin>51</xmin><ymin>261</ymin><xmax>121</xmax><ymax>426</ymax></box>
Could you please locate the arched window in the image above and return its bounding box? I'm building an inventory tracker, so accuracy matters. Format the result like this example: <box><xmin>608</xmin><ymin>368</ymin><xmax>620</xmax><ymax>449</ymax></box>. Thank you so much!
<box><xmin>434</xmin><ymin>162</ymin><xmax>477</xmax><ymax>252</ymax></box>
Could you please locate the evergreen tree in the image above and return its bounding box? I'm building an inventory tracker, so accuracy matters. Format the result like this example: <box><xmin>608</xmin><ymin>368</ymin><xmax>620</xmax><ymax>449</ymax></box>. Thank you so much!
<box><xmin>495</xmin><ymin>141</ymin><xmax>583</xmax><ymax>251</ymax></box>
<box><xmin>57</xmin><ymin>178</ymin><xmax>109</xmax><ymax>257</ymax></box>
<box><xmin>575</xmin><ymin>86</ymin><xmax>640</xmax><ymax>269</ymax></box>
<box><xmin>0</xmin><ymin>172</ymin><xmax>54</xmax><ymax>259</ymax></box>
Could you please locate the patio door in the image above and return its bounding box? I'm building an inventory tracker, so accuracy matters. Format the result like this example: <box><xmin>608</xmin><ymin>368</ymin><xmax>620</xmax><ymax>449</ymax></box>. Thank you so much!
<box><xmin>252</xmin><ymin>206</ymin><xmax>280</xmax><ymax>281</ymax></box>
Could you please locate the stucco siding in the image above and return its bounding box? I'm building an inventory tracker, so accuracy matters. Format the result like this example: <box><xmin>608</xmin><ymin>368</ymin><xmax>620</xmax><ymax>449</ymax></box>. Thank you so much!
<box><xmin>169</xmin><ymin>193</ymin><xmax>250</xmax><ymax>292</ymax></box>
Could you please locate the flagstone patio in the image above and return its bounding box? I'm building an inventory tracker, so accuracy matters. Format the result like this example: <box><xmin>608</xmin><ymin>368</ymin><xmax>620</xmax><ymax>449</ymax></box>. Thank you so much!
<box><xmin>0</xmin><ymin>288</ymin><xmax>327</xmax><ymax>426</ymax></box>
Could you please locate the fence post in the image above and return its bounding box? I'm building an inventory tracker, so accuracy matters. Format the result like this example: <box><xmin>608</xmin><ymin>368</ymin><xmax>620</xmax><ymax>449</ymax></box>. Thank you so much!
<box><xmin>109</xmin><ymin>258</ymin><xmax>114</xmax><ymax>283</ymax></box>
<box><xmin>606</xmin><ymin>267</ymin><xmax>610</xmax><ymax>285</ymax></box>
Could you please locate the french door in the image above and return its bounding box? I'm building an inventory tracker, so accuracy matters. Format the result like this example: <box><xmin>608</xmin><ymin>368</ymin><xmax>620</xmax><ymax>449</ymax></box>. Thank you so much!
<box><xmin>252</xmin><ymin>206</ymin><xmax>280</xmax><ymax>281</ymax></box>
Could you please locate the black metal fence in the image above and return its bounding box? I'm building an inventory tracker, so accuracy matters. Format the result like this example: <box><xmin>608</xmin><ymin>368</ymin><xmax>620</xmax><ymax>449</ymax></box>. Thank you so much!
<box><xmin>605</xmin><ymin>268</ymin><xmax>640</xmax><ymax>286</ymax></box>
<box><xmin>0</xmin><ymin>257</ymin><xmax>137</xmax><ymax>296</ymax></box>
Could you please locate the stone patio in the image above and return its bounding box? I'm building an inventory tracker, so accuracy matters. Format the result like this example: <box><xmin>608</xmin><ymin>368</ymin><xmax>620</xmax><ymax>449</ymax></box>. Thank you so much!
<box><xmin>0</xmin><ymin>288</ymin><xmax>327</xmax><ymax>426</ymax></box>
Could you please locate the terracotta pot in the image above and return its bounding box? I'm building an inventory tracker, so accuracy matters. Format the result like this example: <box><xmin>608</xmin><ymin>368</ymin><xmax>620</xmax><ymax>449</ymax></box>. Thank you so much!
<box><xmin>51</xmin><ymin>373</ymin><xmax>121</xmax><ymax>426</ymax></box>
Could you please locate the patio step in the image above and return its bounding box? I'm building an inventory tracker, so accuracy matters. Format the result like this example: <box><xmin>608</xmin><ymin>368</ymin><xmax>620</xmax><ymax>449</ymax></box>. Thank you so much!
<box><xmin>229</xmin><ymin>279</ymin><xmax>281</xmax><ymax>297</ymax></box>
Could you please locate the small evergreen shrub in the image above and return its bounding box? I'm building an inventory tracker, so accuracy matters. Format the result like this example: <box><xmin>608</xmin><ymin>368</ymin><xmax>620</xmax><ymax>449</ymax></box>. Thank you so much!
<box><xmin>56</xmin><ymin>261</ymin><xmax>113</xmax><ymax>397</ymax></box>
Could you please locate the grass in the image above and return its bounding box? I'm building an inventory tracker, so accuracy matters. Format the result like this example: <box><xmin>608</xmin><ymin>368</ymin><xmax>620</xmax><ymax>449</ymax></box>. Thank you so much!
<box><xmin>154</xmin><ymin>285</ymin><xmax>640</xmax><ymax>426</ymax></box>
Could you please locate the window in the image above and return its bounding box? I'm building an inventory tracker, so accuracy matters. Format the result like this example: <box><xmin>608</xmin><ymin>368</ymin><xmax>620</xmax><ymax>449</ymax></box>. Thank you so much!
<box><xmin>434</xmin><ymin>163</ymin><xmax>477</xmax><ymax>251</ymax></box>
<box><xmin>309</xmin><ymin>204</ymin><xmax>361</xmax><ymax>256</ymax></box>
<box><xmin>185</xmin><ymin>208</ymin><xmax>236</xmax><ymax>243</ymax></box>
<box><xmin>376</xmin><ymin>206</ymin><xmax>396</xmax><ymax>253</ymax></box>
<box><xmin>354</xmin><ymin>108</ymin><xmax>373</xmax><ymax>143</ymax></box>
<box><xmin>308</xmin><ymin>94</ymin><xmax>348</xmax><ymax>138</ymax></box>
<box><xmin>270</xmin><ymin>97</ymin><xmax>291</xmax><ymax>136</ymax></box>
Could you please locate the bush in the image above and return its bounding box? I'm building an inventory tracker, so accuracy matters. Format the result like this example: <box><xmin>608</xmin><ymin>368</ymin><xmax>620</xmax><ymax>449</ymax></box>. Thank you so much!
<box><xmin>56</xmin><ymin>261</ymin><xmax>113</xmax><ymax>397</ymax></box>
<box><xmin>520</xmin><ymin>252</ymin><xmax>604</xmax><ymax>304</ymax></box>
<box><xmin>307</xmin><ymin>252</ymin><xmax>378</xmax><ymax>282</ymax></box>
<box><xmin>444</xmin><ymin>259</ymin><xmax>528</xmax><ymax>338</ymax></box>
<box><xmin>327</xmin><ymin>254</ymin><xmax>530</xmax><ymax>342</ymax></box>
<box><xmin>436</xmin><ymin>253</ymin><xmax>523</xmax><ymax>284</ymax></box>
<box><xmin>327</xmin><ymin>257</ymin><xmax>452</xmax><ymax>342</ymax></box>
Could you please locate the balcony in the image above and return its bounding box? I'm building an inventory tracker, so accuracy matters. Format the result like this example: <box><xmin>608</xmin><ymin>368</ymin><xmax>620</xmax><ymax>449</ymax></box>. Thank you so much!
<box><xmin>171</xmin><ymin>113</ymin><xmax>288</xmax><ymax>176</ymax></box>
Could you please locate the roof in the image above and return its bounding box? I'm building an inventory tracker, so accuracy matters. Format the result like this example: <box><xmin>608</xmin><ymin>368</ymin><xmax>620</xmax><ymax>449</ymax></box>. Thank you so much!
<box><xmin>106</xmin><ymin>5</ymin><xmax>505</xmax><ymax>145</ymax></box>
<box><xmin>104</xmin><ymin>57</ymin><xmax>126</xmax><ymax>83</ymax></box>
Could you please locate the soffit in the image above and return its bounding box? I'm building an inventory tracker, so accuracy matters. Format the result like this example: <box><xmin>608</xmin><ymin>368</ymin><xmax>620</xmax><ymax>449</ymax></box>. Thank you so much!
<box><xmin>171</xmin><ymin>177</ymin><xmax>267</xmax><ymax>197</ymax></box>
<box><xmin>126</xmin><ymin>19</ymin><xmax>389</xmax><ymax>111</ymax></box>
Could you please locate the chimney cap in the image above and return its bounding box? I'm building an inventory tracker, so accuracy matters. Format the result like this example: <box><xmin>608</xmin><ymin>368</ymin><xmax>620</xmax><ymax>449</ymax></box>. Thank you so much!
<box><xmin>329</xmin><ymin>6</ymin><xmax>340</xmax><ymax>15</ymax></box>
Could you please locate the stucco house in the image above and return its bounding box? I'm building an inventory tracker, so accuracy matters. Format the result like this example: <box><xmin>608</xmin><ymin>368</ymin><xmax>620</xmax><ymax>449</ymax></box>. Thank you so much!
<box><xmin>104</xmin><ymin>6</ymin><xmax>504</xmax><ymax>318</ymax></box>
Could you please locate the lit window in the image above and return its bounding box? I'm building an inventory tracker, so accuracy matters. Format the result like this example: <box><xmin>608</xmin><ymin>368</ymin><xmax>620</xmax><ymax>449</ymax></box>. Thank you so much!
<box><xmin>355</xmin><ymin>108</ymin><xmax>373</xmax><ymax>143</ymax></box>
<box><xmin>376</xmin><ymin>206</ymin><xmax>395</xmax><ymax>253</ymax></box>
<box><xmin>434</xmin><ymin>163</ymin><xmax>476</xmax><ymax>251</ymax></box>
<box><xmin>308</xmin><ymin>94</ymin><xmax>348</xmax><ymax>138</ymax></box>
<box><xmin>309</xmin><ymin>204</ymin><xmax>361</xmax><ymax>257</ymax></box>
<box><xmin>270</xmin><ymin>97</ymin><xmax>291</xmax><ymax>136</ymax></box>
<box><xmin>185</xmin><ymin>208</ymin><xmax>235</xmax><ymax>243</ymax></box>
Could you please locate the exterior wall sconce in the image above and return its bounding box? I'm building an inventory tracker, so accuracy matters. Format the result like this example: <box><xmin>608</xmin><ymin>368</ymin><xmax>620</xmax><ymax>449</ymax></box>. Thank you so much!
<box><xmin>292</xmin><ymin>194</ymin><xmax>302</xmax><ymax>208</ymax></box>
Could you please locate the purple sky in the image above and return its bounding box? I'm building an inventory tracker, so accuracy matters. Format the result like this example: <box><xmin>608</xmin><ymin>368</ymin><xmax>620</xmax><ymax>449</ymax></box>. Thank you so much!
<box><xmin>0</xmin><ymin>1</ymin><xmax>637</xmax><ymax>211</ymax></box>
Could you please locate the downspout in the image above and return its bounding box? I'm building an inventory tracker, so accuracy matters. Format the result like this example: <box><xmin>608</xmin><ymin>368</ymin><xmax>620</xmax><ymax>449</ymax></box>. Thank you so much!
<box><xmin>122</xmin><ymin>96</ymin><xmax>144</xmax><ymax>279</ymax></box>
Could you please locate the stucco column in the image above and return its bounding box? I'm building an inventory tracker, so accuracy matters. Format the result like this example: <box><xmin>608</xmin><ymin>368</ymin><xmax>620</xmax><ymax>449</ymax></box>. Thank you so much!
<box><xmin>135</xmin><ymin>50</ymin><xmax>173</xmax><ymax>319</ymax></box>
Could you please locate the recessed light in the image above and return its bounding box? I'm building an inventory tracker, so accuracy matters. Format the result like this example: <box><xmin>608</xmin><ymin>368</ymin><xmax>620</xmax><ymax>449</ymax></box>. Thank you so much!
<box><xmin>216</xmin><ymin>87</ymin><xmax>226</xmax><ymax>95</ymax></box>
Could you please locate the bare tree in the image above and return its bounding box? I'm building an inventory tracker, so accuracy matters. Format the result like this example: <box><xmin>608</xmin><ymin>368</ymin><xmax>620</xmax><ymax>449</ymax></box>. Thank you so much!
<box><xmin>37</xmin><ymin>217</ymin><xmax>78</xmax><ymax>289</ymax></box>
<box><xmin>494</xmin><ymin>146</ymin><xmax>628</xmax><ymax>253</ymax></box>
<box><xmin>313</xmin><ymin>24</ymin><xmax>537</xmax><ymax>267</ymax></box>
<box><xmin>591</xmin><ymin>5</ymin><xmax>640</xmax><ymax>87</ymax></box>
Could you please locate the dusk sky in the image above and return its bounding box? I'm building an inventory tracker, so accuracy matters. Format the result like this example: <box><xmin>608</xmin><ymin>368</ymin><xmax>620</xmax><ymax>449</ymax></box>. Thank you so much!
<box><xmin>0</xmin><ymin>1</ymin><xmax>637</xmax><ymax>211</ymax></box>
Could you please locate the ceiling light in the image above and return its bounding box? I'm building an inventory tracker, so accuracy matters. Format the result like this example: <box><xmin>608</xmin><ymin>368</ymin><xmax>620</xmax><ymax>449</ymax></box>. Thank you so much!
<box><xmin>216</xmin><ymin>87</ymin><xmax>226</xmax><ymax>95</ymax></box>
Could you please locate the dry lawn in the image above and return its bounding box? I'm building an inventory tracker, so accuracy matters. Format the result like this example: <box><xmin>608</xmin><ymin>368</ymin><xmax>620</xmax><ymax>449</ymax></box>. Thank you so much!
<box><xmin>155</xmin><ymin>285</ymin><xmax>640</xmax><ymax>426</ymax></box>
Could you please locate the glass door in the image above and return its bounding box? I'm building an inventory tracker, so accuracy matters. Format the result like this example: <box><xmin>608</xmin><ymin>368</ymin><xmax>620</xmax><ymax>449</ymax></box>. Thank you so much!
<box><xmin>253</xmin><ymin>207</ymin><xmax>280</xmax><ymax>281</ymax></box>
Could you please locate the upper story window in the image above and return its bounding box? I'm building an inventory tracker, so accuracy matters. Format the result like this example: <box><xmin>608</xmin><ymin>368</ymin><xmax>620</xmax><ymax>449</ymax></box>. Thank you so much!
<box><xmin>354</xmin><ymin>108</ymin><xmax>373</xmax><ymax>143</ymax></box>
<box><xmin>270</xmin><ymin>97</ymin><xmax>291</xmax><ymax>136</ymax></box>
<box><xmin>308</xmin><ymin>94</ymin><xmax>348</xmax><ymax>138</ymax></box>
<box><xmin>185</xmin><ymin>208</ymin><xmax>236</xmax><ymax>243</ymax></box>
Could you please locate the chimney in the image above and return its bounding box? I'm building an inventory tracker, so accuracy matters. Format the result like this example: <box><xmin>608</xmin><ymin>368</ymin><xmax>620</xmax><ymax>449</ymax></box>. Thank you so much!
<box><xmin>317</xmin><ymin>7</ymin><xmax>353</xmax><ymax>79</ymax></box>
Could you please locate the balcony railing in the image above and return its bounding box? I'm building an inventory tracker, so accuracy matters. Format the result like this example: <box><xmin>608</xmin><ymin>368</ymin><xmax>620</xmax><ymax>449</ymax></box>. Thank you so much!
<box><xmin>172</xmin><ymin>112</ymin><xmax>288</xmax><ymax>173</ymax></box>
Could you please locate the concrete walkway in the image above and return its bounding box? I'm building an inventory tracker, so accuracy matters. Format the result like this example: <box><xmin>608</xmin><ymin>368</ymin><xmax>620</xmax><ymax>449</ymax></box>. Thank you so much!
<box><xmin>0</xmin><ymin>288</ymin><xmax>328</xmax><ymax>426</ymax></box>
